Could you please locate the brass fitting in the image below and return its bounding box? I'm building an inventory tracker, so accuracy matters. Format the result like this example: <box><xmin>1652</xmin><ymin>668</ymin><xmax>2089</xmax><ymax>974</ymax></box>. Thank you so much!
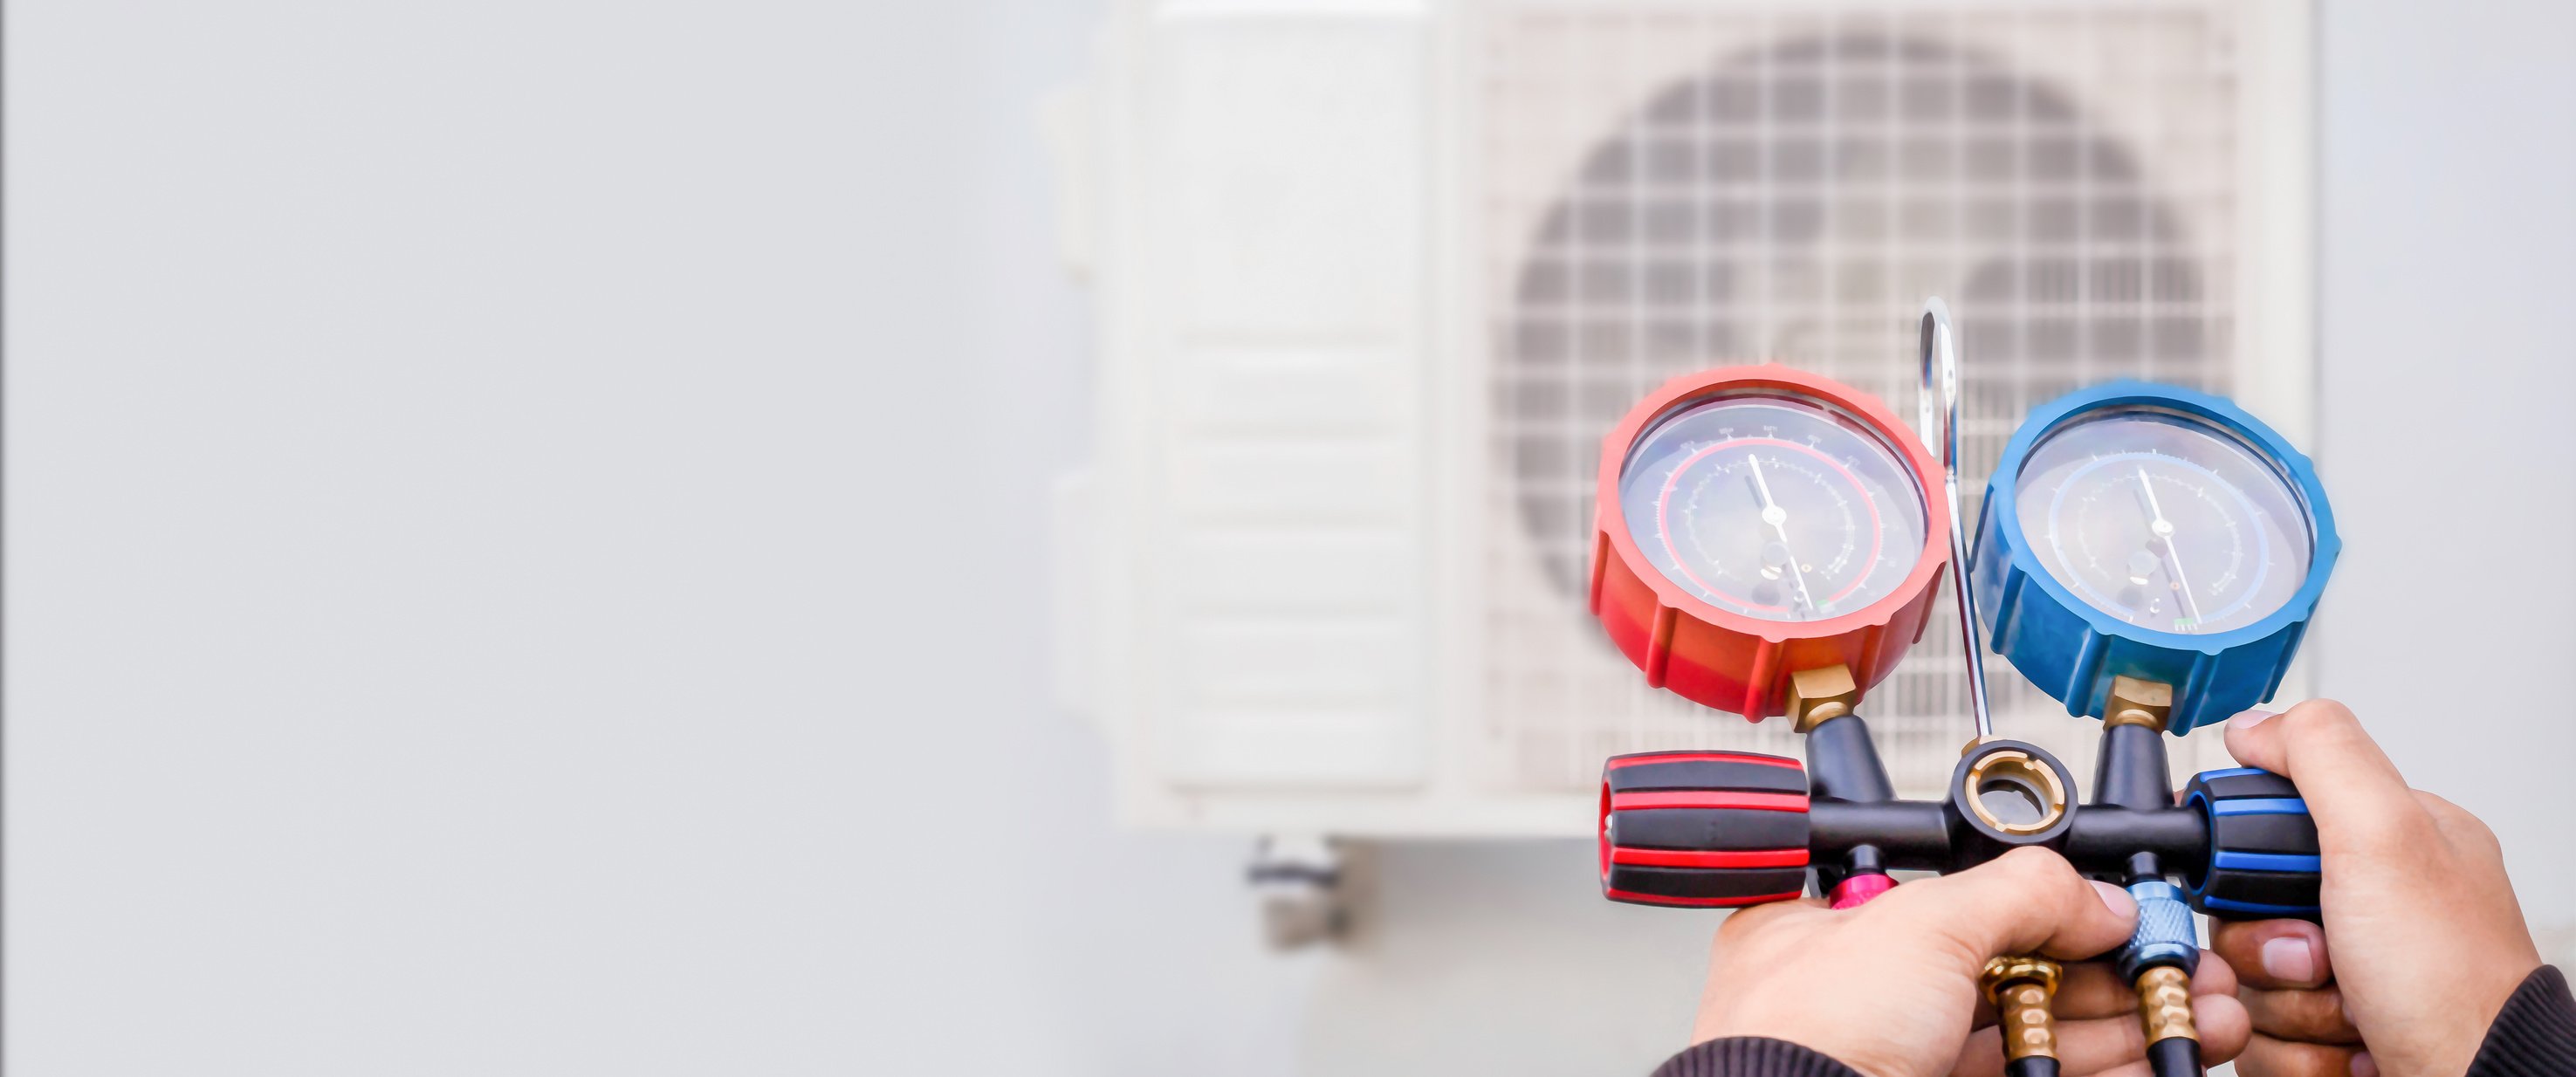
<box><xmin>2134</xmin><ymin>965</ymin><xmax>2199</xmax><ymax>1043</ymax></box>
<box><xmin>1962</xmin><ymin>748</ymin><xmax>2071</xmax><ymax>835</ymax></box>
<box><xmin>2104</xmin><ymin>676</ymin><xmax>2174</xmax><ymax>732</ymax></box>
<box><xmin>1788</xmin><ymin>665</ymin><xmax>1859</xmax><ymax>732</ymax></box>
<box><xmin>1981</xmin><ymin>956</ymin><xmax>2063</xmax><ymax>1061</ymax></box>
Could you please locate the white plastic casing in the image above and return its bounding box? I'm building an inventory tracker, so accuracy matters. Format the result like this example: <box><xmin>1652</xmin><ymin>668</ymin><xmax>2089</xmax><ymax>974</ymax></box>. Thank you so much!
<box><xmin>1049</xmin><ymin>0</ymin><xmax>2317</xmax><ymax>836</ymax></box>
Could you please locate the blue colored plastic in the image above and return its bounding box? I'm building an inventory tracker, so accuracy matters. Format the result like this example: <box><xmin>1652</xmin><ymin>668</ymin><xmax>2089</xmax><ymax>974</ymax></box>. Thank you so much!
<box><xmin>2200</xmin><ymin>894</ymin><xmax>2322</xmax><ymax>917</ymax></box>
<box><xmin>2208</xmin><ymin>797</ymin><xmax>2312</xmax><ymax>818</ymax></box>
<box><xmin>1973</xmin><ymin>381</ymin><xmax>2340</xmax><ymax>733</ymax></box>
<box><xmin>2212</xmin><ymin>851</ymin><xmax>2323</xmax><ymax>874</ymax></box>
<box><xmin>2117</xmin><ymin>880</ymin><xmax>2202</xmax><ymax>982</ymax></box>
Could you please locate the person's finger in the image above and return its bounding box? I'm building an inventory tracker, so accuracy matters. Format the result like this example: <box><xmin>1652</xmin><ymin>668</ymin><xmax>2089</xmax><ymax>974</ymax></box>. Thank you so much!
<box><xmin>2049</xmin><ymin>951</ymin><xmax>2236</xmax><ymax>1019</ymax></box>
<box><xmin>2236</xmin><ymin>1032</ymin><xmax>2372</xmax><ymax>1077</ymax></box>
<box><xmin>2210</xmin><ymin>918</ymin><xmax>2332</xmax><ymax>990</ymax></box>
<box><xmin>2195</xmin><ymin>991</ymin><xmax>2254</xmax><ymax>1064</ymax></box>
<box><xmin>2222</xmin><ymin>701</ymin><xmax>2428</xmax><ymax>850</ymax></box>
<box><xmin>2240</xmin><ymin>984</ymin><xmax>2363</xmax><ymax>1045</ymax></box>
<box><xmin>1712</xmin><ymin>895</ymin><xmax>1824</xmax><ymax>943</ymax></box>
<box><xmin>2048</xmin><ymin>963</ymin><xmax>2136</xmax><ymax>1019</ymax></box>
<box><xmin>1865</xmin><ymin>847</ymin><xmax>2139</xmax><ymax>963</ymax></box>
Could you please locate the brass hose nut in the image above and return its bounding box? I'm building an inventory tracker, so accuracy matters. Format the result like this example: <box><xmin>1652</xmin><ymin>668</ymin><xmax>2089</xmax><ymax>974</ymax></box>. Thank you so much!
<box><xmin>1980</xmin><ymin>954</ymin><xmax>2063</xmax><ymax>998</ymax></box>
<box><xmin>2135</xmin><ymin>965</ymin><xmax>2199</xmax><ymax>1043</ymax></box>
<box><xmin>1981</xmin><ymin>956</ymin><xmax>2063</xmax><ymax>1061</ymax></box>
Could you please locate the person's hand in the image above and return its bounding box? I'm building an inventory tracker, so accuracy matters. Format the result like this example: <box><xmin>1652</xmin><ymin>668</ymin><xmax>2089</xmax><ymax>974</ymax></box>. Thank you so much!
<box><xmin>1692</xmin><ymin>847</ymin><xmax>2251</xmax><ymax>1077</ymax></box>
<box><xmin>2208</xmin><ymin>700</ymin><xmax>2542</xmax><ymax>1077</ymax></box>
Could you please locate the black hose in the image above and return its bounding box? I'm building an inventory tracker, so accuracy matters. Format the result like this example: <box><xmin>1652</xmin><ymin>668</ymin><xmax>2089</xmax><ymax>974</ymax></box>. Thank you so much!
<box><xmin>2146</xmin><ymin>1036</ymin><xmax>2202</xmax><ymax>1077</ymax></box>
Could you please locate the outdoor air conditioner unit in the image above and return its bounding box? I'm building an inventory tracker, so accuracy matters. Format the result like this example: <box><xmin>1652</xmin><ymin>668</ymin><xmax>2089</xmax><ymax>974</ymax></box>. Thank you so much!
<box><xmin>1048</xmin><ymin>0</ymin><xmax>2315</xmax><ymax>839</ymax></box>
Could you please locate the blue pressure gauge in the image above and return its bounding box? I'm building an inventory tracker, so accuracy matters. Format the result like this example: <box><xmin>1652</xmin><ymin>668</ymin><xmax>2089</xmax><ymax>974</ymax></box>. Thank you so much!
<box><xmin>1971</xmin><ymin>382</ymin><xmax>2339</xmax><ymax>733</ymax></box>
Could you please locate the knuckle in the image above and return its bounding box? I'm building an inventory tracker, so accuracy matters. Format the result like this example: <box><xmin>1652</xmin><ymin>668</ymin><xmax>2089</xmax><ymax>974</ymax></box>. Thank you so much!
<box><xmin>1997</xmin><ymin>845</ymin><xmax>2078</xmax><ymax>887</ymax></box>
<box><xmin>2418</xmin><ymin>792</ymin><xmax>2505</xmax><ymax>852</ymax></box>
<box><xmin>2291</xmin><ymin>698</ymin><xmax>2359</xmax><ymax>728</ymax></box>
<box><xmin>2236</xmin><ymin>1032</ymin><xmax>2362</xmax><ymax>1077</ymax></box>
<box><xmin>2243</xmin><ymin>986</ymin><xmax>2361</xmax><ymax>1044</ymax></box>
<box><xmin>2278</xmin><ymin>699</ymin><xmax>2363</xmax><ymax>747</ymax></box>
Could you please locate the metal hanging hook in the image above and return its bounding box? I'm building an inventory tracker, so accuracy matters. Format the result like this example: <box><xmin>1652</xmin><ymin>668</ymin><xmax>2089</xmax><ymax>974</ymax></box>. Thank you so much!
<box><xmin>1920</xmin><ymin>298</ymin><xmax>1995</xmax><ymax>741</ymax></box>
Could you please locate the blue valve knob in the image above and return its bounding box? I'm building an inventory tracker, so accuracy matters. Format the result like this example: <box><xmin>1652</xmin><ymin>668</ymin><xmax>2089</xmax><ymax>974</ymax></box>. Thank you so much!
<box><xmin>2184</xmin><ymin>767</ymin><xmax>2324</xmax><ymax>921</ymax></box>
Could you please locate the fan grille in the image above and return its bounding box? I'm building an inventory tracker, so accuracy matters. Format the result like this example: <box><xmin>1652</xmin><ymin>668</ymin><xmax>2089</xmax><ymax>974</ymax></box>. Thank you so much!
<box><xmin>1474</xmin><ymin>6</ymin><xmax>2243</xmax><ymax>794</ymax></box>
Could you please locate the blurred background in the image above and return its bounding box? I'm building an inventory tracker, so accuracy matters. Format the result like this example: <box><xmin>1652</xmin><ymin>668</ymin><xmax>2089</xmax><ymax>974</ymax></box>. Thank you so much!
<box><xmin>6</xmin><ymin>0</ymin><xmax>2573</xmax><ymax>1074</ymax></box>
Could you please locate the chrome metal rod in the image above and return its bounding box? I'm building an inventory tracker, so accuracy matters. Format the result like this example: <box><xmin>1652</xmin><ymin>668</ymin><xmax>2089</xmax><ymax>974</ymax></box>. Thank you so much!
<box><xmin>1920</xmin><ymin>298</ymin><xmax>1995</xmax><ymax>740</ymax></box>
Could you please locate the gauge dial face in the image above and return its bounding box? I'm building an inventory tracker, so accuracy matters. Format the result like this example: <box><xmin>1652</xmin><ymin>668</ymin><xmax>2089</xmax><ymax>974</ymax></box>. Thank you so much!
<box><xmin>1616</xmin><ymin>393</ymin><xmax>1929</xmax><ymax>622</ymax></box>
<box><xmin>2011</xmin><ymin>408</ymin><xmax>2313</xmax><ymax>635</ymax></box>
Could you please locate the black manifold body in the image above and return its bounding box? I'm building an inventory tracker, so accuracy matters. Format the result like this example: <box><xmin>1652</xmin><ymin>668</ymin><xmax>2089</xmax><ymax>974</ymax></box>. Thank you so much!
<box><xmin>1600</xmin><ymin>713</ymin><xmax>2325</xmax><ymax>921</ymax></box>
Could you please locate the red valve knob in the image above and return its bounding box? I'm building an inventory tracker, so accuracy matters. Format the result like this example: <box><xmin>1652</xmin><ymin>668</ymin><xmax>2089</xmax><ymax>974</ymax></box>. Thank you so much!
<box><xmin>1600</xmin><ymin>751</ymin><xmax>1813</xmax><ymax>908</ymax></box>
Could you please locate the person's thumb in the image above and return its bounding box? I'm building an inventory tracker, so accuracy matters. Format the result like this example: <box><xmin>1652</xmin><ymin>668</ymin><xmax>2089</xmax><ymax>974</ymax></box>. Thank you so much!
<box><xmin>2221</xmin><ymin>699</ymin><xmax>2424</xmax><ymax>848</ymax></box>
<box><xmin>1861</xmin><ymin>847</ymin><xmax>2138</xmax><ymax>963</ymax></box>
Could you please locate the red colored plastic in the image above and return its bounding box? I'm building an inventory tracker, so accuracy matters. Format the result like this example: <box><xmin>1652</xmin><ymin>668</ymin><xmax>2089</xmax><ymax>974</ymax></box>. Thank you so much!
<box><xmin>1828</xmin><ymin>873</ymin><xmax>1896</xmax><ymax>909</ymax></box>
<box><xmin>1602</xmin><ymin>751</ymin><xmax>1802</xmax><ymax>772</ymax></box>
<box><xmin>1611</xmin><ymin>847</ymin><xmax>1810</xmax><ymax>869</ymax></box>
<box><xmin>1607</xmin><ymin>790</ymin><xmax>1811</xmax><ymax>813</ymax></box>
<box><xmin>1590</xmin><ymin>365</ymin><xmax>1950</xmax><ymax>719</ymax></box>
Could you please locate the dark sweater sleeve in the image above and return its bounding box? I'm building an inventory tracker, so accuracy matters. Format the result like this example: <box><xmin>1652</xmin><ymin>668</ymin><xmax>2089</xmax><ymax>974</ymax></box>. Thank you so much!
<box><xmin>2467</xmin><ymin>965</ymin><xmax>2576</xmax><ymax>1077</ymax></box>
<box><xmin>1650</xmin><ymin>1037</ymin><xmax>1863</xmax><ymax>1077</ymax></box>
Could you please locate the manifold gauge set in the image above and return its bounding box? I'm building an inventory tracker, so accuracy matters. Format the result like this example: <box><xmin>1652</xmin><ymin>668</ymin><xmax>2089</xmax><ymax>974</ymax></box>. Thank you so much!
<box><xmin>1590</xmin><ymin>301</ymin><xmax>2339</xmax><ymax>1077</ymax></box>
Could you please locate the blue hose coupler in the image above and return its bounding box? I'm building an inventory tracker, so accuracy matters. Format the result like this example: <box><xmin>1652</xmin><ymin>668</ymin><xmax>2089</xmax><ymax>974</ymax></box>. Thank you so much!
<box><xmin>2118</xmin><ymin>880</ymin><xmax>2202</xmax><ymax>983</ymax></box>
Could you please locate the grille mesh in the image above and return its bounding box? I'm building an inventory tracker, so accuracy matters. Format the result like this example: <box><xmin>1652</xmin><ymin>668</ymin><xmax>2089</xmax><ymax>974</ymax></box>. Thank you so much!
<box><xmin>1474</xmin><ymin>6</ymin><xmax>2243</xmax><ymax>794</ymax></box>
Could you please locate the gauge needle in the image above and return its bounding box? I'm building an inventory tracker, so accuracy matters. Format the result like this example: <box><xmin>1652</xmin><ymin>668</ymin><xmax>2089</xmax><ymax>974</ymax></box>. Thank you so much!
<box><xmin>1746</xmin><ymin>455</ymin><xmax>1817</xmax><ymax>614</ymax></box>
<box><xmin>2134</xmin><ymin>465</ymin><xmax>2206</xmax><ymax>629</ymax></box>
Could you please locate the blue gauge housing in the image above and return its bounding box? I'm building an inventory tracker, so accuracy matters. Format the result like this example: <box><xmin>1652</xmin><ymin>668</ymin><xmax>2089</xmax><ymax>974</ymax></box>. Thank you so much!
<box><xmin>1972</xmin><ymin>381</ymin><xmax>2339</xmax><ymax>734</ymax></box>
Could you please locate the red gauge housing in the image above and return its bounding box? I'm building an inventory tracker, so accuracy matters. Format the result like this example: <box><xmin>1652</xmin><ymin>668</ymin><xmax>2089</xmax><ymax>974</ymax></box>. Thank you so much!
<box><xmin>1589</xmin><ymin>366</ymin><xmax>1949</xmax><ymax>720</ymax></box>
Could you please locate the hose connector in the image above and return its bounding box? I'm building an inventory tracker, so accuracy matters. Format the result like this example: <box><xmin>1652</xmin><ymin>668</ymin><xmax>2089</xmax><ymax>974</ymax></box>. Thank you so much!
<box><xmin>1982</xmin><ymin>954</ymin><xmax>2063</xmax><ymax>1075</ymax></box>
<box><xmin>2117</xmin><ymin>880</ymin><xmax>2202</xmax><ymax>983</ymax></box>
<box><xmin>2135</xmin><ymin>965</ymin><xmax>2198</xmax><ymax>1044</ymax></box>
<box><xmin>2120</xmin><ymin>881</ymin><xmax>2204</xmax><ymax>1075</ymax></box>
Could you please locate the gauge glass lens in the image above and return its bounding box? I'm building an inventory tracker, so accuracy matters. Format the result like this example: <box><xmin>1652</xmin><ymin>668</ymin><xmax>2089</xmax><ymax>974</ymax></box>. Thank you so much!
<box><xmin>1617</xmin><ymin>393</ymin><xmax>1928</xmax><ymax>622</ymax></box>
<box><xmin>2011</xmin><ymin>408</ymin><xmax>2312</xmax><ymax>635</ymax></box>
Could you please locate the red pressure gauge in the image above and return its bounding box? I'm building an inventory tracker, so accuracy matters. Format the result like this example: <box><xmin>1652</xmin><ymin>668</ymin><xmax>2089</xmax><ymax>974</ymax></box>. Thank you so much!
<box><xmin>1590</xmin><ymin>366</ymin><xmax>1950</xmax><ymax>719</ymax></box>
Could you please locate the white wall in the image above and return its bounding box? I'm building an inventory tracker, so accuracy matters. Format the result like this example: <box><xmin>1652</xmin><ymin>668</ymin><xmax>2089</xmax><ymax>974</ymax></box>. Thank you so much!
<box><xmin>2314</xmin><ymin>0</ymin><xmax>2576</xmax><ymax>936</ymax></box>
<box><xmin>6</xmin><ymin>1</ymin><xmax>2572</xmax><ymax>1075</ymax></box>
<box><xmin>7</xmin><ymin>1</ymin><xmax>1317</xmax><ymax>1074</ymax></box>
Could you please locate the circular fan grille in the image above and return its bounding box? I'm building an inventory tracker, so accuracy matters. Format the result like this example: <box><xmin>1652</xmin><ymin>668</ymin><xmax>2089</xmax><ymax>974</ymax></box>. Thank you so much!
<box><xmin>1501</xmin><ymin>33</ymin><xmax>2221</xmax><ymax>600</ymax></box>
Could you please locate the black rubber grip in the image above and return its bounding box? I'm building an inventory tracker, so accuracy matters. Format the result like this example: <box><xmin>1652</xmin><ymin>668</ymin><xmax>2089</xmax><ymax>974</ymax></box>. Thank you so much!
<box><xmin>2182</xmin><ymin>768</ymin><xmax>2322</xmax><ymax>922</ymax></box>
<box><xmin>1611</xmin><ymin>806</ymin><xmax>1807</xmax><ymax>851</ymax></box>
<box><xmin>1601</xmin><ymin>751</ymin><xmax>1812</xmax><ymax>909</ymax></box>
<box><xmin>1602</xmin><ymin>863</ymin><xmax>1809</xmax><ymax>902</ymax></box>
<box><xmin>2191</xmin><ymin>769</ymin><xmax>2298</xmax><ymax>801</ymax></box>
<box><xmin>1606</xmin><ymin>754</ymin><xmax>1809</xmax><ymax>795</ymax></box>
<box><xmin>2196</xmin><ymin>867</ymin><xmax>2319</xmax><ymax>909</ymax></box>
<box><xmin>2206</xmin><ymin>812</ymin><xmax>2321</xmax><ymax>855</ymax></box>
